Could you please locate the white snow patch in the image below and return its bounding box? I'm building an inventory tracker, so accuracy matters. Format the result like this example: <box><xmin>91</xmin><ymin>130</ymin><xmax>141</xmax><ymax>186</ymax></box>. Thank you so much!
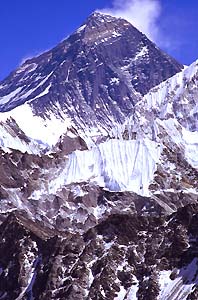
<box><xmin>126</xmin><ymin>277</ymin><xmax>138</xmax><ymax>300</ymax></box>
<box><xmin>183</xmin><ymin>188</ymin><xmax>198</xmax><ymax>195</ymax></box>
<box><xmin>0</xmin><ymin>87</ymin><xmax>23</xmax><ymax>105</ymax></box>
<box><xmin>93</xmin><ymin>205</ymin><xmax>106</xmax><ymax>219</ymax></box>
<box><xmin>112</xmin><ymin>31</ymin><xmax>122</xmax><ymax>38</ymax></box>
<box><xmin>115</xmin><ymin>285</ymin><xmax>126</xmax><ymax>300</ymax></box>
<box><xmin>76</xmin><ymin>24</ymin><xmax>86</xmax><ymax>33</ymax></box>
<box><xmin>159</xmin><ymin>258</ymin><xmax>198</xmax><ymax>300</ymax></box>
<box><xmin>135</xmin><ymin>46</ymin><xmax>149</xmax><ymax>60</ymax></box>
<box><xmin>21</xmin><ymin>72</ymin><xmax>53</xmax><ymax>101</ymax></box>
<box><xmin>71</xmin><ymin>185</ymin><xmax>87</xmax><ymax>198</ymax></box>
<box><xmin>66</xmin><ymin>130</ymin><xmax>77</xmax><ymax>138</ymax></box>
<box><xmin>16</xmin><ymin>63</ymin><xmax>37</xmax><ymax>74</ymax></box>
<box><xmin>182</xmin><ymin>127</ymin><xmax>198</xmax><ymax>145</ymax></box>
<box><xmin>0</xmin><ymin>71</ymin><xmax>53</xmax><ymax>110</ymax></box>
<box><xmin>110</xmin><ymin>77</ymin><xmax>120</xmax><ymax>85</ymax></box>
<box><xmin>86</xmin><ymin>256</ymin><xmax>98</xmax><ymax>289</ymax></box>
<box><xmin>0</xmin><ymin>103</ymin><xmax>72</xmax><ymax>147</ymax></box>
<box><xmin>29</xmin><ymin>188</ymin><xmax>44</xmax><ymax>201</ymax></box>
<box><xmin>0</xmin><ymin>84</ymin><xmax>6</xmax><ymax>90</ymax></box>
<box><xmin>158</xmin><ymin>119</ymin><xmax>198</xmax><ymax>169</ymax></box>
<box><xmin>0</xmin><ymin>121</ymin><xmax>43</xmax><ymax>154</ymax></box>
<box><xmin>28</xmin><ymin>83</ymin><xmax>52</xmax><ymax>101</ymax></box>
<box><xmin>104</xmin><ymin>240</ymin><xmax>114</xmax><ymax>250</ymax></box>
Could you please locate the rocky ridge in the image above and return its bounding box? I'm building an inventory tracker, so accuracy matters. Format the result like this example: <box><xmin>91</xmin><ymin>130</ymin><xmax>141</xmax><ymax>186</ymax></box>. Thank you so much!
<box><xmin>1</xmin><ymin>204</ymin><xmax>198</xmax><ymax>299</ymax></box>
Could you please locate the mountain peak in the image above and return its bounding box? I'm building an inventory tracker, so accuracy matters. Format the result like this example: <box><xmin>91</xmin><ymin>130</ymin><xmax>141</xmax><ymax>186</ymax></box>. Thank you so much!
<box><xmin>75</xmin><ymin>11</ymin><xmax>131</xmax><ymax>41</ymax></box>
<box><xmin>87</xmin><ymin>11</ymin><xmax>120</xmax><ymax>23</ymax></box>
<box><xmin>0</xmin><ymin>11</ymin><xmax>182</xmax><ymax>124</ymax></box>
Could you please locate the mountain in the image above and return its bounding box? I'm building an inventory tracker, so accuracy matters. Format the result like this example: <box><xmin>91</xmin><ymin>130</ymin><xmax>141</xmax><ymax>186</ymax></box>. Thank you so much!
<box><xmin>0</xmin><ymin>12</ymin><xmax>197</xmax><ymax>300</ymax></box>
<box><xmin>0</xmin><ymin>12</ymin><xmax>182</xmax><ymax>150</ymax></box>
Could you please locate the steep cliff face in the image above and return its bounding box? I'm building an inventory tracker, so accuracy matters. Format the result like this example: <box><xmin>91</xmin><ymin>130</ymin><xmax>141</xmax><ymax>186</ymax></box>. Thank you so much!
<box><xmin>0</xmin><ymin>11</ymin><xmax>197</xmax><ymax>300</ymax></box>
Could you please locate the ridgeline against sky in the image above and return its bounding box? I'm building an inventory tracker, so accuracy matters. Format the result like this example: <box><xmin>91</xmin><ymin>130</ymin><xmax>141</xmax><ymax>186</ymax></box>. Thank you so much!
<box><xmin>0</xmin><ymin>0</ymin><xmax>197</xmax><ymax>80</ymax></box>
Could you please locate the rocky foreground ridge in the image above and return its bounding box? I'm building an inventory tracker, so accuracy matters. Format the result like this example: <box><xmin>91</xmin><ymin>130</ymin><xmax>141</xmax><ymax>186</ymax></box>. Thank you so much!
<box><xmin>0</xmin><ymin>12</ymin><xmax>197</xmax><ymax>300</ymax></box>
<box><xmin>1</xmin><ymin>204</ymin><xmax>198</xmax><ymax>300</ymax></box>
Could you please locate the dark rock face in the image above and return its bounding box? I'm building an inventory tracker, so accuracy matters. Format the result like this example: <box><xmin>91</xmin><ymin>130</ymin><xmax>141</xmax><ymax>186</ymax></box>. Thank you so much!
<box><xmin>57</xmin><ymin>127</ymin><xmax>88</xmax><ymax>154</ymax></box>
<box><xmin>0</xmin><ymin>13</ymin><xmax>182</xmax><ymax>128</ymax></box>
<box><xmin>1</xmin><ymin>204</ymin><xmax>198</xmax><ymax>299</ymax></box>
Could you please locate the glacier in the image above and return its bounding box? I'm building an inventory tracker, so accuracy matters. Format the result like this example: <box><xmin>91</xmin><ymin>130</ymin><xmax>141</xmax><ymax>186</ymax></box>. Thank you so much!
<box><xmin>36</xmin><ymin>138</ymin><xmax>162</xmax><ymax>197</ymax></box>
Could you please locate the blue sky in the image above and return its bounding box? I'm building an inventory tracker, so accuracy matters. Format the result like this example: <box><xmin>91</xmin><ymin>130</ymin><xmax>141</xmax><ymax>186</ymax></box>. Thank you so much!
<box><xmin>0</xmin><ymin>0</ymin><xmax>197</xmax><ymax>80</ymax></box>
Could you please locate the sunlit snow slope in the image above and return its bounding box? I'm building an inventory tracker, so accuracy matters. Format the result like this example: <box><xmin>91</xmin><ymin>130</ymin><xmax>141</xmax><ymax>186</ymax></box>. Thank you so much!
<box><xmin>140</xmin><ymin>60</ymin><xmax>198</xmax><ymax>170</ymax></box>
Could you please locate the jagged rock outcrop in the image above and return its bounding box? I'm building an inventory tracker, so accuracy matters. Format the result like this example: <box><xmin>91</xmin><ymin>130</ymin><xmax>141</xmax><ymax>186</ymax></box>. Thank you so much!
<box><xmin>1</xmin><ymin>204</ymin><xmax>198</xmax><ymax>299</ymax></box>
